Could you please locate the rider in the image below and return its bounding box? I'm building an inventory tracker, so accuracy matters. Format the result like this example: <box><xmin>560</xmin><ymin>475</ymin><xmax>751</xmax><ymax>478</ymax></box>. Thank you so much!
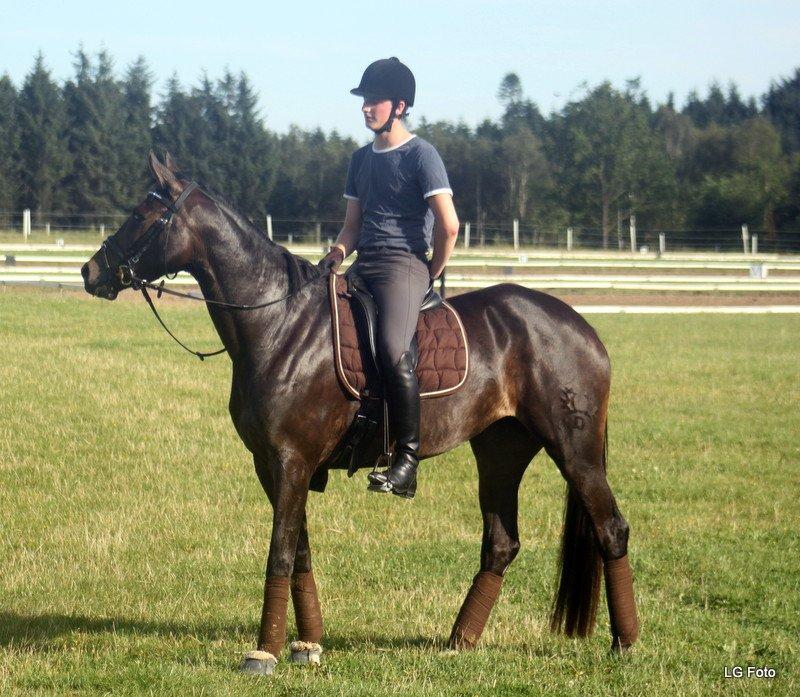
<box><xmin>319</xmin><ymin>57</ymin><xmax>459</xmax><ymax>499</ymax></box>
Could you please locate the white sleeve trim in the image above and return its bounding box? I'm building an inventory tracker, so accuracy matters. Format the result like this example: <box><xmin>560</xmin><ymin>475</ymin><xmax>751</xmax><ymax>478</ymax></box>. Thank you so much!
<box><xmin>424</xmin><ymin>187</ymin><xmax>453</xmax><ymax>199</ymax></box>
<box><xmin>343</xmin><ymin>194</ymin><xmax>360</xmax><ymax>201</ymax></box>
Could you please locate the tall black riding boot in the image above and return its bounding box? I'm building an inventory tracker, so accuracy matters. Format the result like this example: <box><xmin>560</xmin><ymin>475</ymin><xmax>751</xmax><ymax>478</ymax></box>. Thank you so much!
<box><xmin>367</xmin><ymin>350</ymin><xmax>420</xmax><ymax>499</ymax></box>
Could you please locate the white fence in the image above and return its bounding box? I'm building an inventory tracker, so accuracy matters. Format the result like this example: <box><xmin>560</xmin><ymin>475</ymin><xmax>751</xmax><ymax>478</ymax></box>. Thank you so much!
<box><xmin>3</xmin><ymin>209</ymin><xmax>799</xmax><ymax>254</ymax></box>
<box><xmin>3</xmin><ymin>244</ymin><xmax>800</xmax><ymax>294</ymax></box>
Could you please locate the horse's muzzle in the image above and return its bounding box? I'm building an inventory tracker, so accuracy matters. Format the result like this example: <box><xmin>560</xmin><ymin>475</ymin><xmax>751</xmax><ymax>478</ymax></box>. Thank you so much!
<box><xmin>82</xmin><ymin>259</ymin><xmax>118</xmax><ymax>300</ymax></box>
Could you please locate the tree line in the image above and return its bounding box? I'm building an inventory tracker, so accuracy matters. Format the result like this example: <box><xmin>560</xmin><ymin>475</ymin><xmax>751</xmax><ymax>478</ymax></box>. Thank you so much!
<box><xmin>1</xmin><ymin>49</ymin><xmax>799</xmax><ymax>247</ymax></box>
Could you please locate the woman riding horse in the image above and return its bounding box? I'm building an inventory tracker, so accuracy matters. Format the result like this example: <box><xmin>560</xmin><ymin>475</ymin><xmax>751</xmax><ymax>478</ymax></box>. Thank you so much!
<box><xmin>80</xmin><ymin>68</ymin><xmax>639</xmax><ymax>672</ymax></box>
<box><xmin>319</xmin><ymin>57</ymin><xmax>460</xmax><ymax>499</ymax></box>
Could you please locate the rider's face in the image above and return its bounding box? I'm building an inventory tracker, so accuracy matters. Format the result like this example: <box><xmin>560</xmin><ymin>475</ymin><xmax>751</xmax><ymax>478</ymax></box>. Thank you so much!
<box><xmin>361</xmin><ymin>97</ymin><xmax>402</xmax><ymax>131</ymax></box>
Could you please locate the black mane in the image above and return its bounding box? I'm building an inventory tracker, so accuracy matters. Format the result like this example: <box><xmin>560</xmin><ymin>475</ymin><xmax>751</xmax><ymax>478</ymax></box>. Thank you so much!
<box><xmin>172</xmin><ymin>172</ymin><xmax>325</xmax><ymax>291</ymax></box>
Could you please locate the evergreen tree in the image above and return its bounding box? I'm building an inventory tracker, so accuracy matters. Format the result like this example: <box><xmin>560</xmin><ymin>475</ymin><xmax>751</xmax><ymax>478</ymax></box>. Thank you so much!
<box><xmin>63</xmin><ymin>48</ymin><xmax>127</xmax><ymax>212</ymax></box>
<box><xmin>724</xmin><ymin>83</ymin><xmax>756</xmax><ymax>124</ymax></box>
<box><xmin>555</xmin><ymin>81</ymin><xmax>675</xmax><ymax>245</ymax></box>
<box><xmin>192</xmin><ymin>71</ymin><xmax>232</xmax><ymax>189</ymax></box>
<box><xmin>119</xmin><ymin>56</ymin><xmax>154</xmax><ymax>204</ymax></box>
<box><xmin>15</xmin><ymin>52</ymin><xmax>70</xmax><ymax>220</ymax></box>
<box><xmin>497</xmin><ymin>73</ymin><xmax>523</xmax><ymax>109</ymax></box>
<box><xmin>684</xmin><ymin>82</ymin><xmax>727</xmax><ymax>127</ymax></box>
<box><xmin>0</xmin><ymin>73</ymin><xmax>18</xmax><ymax>217</ymax></box>
<box><xmin>689</xmin><ymin>118</ymin><xmax>789</xmax><ymax>234</ymax></box>
<box><xmin>763</xmin><ymin>67</ymin><xmax>800</xmax><ymax>153</ymax></box>
<box><xmin>153</xmin><ymin>74</ymin><xmax>205</xmax><ymax>172</ymax></box>
<box><xmin>496</xmin><ymin>73</ymin><xmax>547</xmax><ymax>137</ymax></box>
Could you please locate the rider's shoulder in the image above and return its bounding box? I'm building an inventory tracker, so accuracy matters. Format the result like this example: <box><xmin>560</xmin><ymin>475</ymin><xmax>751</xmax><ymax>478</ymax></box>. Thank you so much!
<box><xmin>410</xmin><ymin>135</ymin><xmax>445</xmax><ymax>156</ymax></box>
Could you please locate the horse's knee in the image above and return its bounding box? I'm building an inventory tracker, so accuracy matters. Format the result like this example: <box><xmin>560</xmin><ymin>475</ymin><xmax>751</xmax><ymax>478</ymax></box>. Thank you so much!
<box><xmin>598</xmin><ymin>515</ymin><xmax>629</xmax><ymax>561</ymax></box>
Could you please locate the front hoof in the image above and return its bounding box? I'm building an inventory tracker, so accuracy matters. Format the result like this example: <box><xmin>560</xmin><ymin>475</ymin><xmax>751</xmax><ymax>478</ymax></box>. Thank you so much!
<box><xmin>610</xmin><ymin>638</ymin><xmax>636</xmax><ymax>655</ymax></box>
<box><xmin>290</xmin><ymin>641</ymin><xmax>323</xmax><ymax>666</ymax></box>
<box><xmin>240</xmin><ymin>650</ymin><xmax>277</xmax><ymax>675</ymax></box>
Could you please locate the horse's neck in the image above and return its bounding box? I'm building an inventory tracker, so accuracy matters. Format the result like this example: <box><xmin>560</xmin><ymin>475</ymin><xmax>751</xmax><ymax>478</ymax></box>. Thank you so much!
<box><xmin>187</xmin><ymin>213</ymin><xmax>304</xmax><ymax>361</ymax></box>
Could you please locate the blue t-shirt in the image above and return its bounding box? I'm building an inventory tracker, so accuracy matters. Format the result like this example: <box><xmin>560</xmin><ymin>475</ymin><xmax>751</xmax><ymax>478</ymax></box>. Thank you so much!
<box><xmin>344</xmin><ymin>135</ymin><xmax>452</xmax><ymax>255</ymax></box>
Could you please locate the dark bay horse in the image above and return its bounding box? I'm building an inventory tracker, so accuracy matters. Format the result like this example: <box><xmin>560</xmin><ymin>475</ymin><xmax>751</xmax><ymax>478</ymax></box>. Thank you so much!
<box><xmin>81</xmin><ymin>152</ymin><xmax>638</xmax><ymax>675</ymax></box>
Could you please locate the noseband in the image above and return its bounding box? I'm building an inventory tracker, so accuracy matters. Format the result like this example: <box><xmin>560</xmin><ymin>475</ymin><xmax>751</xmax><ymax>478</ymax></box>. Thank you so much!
<box><xmin>100</xmin><ymin>181</ymin><xmax>199</xmax><ymax>287</ymax></box>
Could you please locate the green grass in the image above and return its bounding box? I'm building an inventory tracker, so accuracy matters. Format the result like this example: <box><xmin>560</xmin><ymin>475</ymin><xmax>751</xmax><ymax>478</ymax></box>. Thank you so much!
<box><xmin>1</xmin><ymin>288</ymin><xmax>798</xmax><ymax>695</ymax></box>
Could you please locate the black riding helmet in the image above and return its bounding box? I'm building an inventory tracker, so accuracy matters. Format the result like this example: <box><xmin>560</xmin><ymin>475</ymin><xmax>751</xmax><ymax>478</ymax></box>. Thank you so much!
<box><xmin>351</xmin><ymin>57</ymin><xmax>416</xmax><ymax>134</ymax></box>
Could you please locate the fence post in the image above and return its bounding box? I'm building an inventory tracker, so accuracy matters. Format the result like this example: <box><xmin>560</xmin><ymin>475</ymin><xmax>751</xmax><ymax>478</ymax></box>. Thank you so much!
<box><xmin>100</xmin><ymin>224</ymin><xmax>105</xmax><ymax>238</ymax></box>
<box><xmin>315</xmin><ymin>222</ymin><xmax>321</xmax><ymax>245</ymax></box>
<box><xmin>266</xmin><ymin>214</ymin><xmax>273</xmax><ymax>241</ymax></box>
<box><xmin>751</xmin><ymin>234</ymin><xmax>758</xmax><ymax>255</ymax></box>
<box><xmin>513</xmin><ymin>219</ymin><xmax>519</xmax><ymax>250</ymax></box>
<box><xmin>567</xmin><ymin>227</ymin><xmax>573</xmax><ymax>252</ymax></box>
<box><xmin>659</xmin><ymin>233</ymin><xmax>666</xmax><ymax>255</ymax></box>
<box><xmin>464</xmin><ymin>222</ymin><xmax>470</xmax><ymax>248</ymax></box>
<box><xmin>741</xmin><ymin>224</ymin><xmax>749</xmax><ymax>254</ymax></box>
<box><xmin>629</xmin><ymin>214</ymin><xmax>637</xmax><ymax>253</ymax></box>
<box><xmin>45</xmin><ymin>222</ymin><xmax>50</xmax><ymax>236</ymax></box>
<box><xmin>23</xmin><ymin>209</ymin><xmax>31</xmax><ymax>241</ymax></box>
<box><xmin>288</xmin><ymin>232</ymin><xmax>293</xmax><ymax>244</ymax></box>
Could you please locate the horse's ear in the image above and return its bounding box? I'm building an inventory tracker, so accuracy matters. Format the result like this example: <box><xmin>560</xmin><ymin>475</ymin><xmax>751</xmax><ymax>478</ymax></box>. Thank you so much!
<box><xmin>164</xmin><ymin>151</ymin><xmax>177</xmax><ymax>172</ymax></box>
<box><xmin>148</xmin><ymin>150</ymin><xmax>181</xmax><ymax>195</ymax></box>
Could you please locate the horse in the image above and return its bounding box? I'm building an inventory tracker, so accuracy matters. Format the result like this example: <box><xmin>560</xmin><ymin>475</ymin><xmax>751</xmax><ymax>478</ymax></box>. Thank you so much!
<box><xmin>81</xmin><ymin>152</ymin><xmax>638</xmax><ymax>675</ymax></box>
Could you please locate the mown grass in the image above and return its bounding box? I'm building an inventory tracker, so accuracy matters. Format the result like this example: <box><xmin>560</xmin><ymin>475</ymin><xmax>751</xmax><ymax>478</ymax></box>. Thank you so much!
<box><xmin>0</xmin><ymin>288</ymin><xmax>798</xmax><ymax>695</ymax></box>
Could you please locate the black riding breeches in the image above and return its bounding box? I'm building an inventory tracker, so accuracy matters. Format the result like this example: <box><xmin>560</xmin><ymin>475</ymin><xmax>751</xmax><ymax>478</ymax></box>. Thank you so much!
<box><xmin>347</xmin><ymin>246</ymin><xmax>432</xmax><ymax>370</ymax></box>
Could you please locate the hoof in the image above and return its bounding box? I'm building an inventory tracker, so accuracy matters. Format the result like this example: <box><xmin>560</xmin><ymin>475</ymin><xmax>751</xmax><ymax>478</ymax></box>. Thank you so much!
<box><xmin>289</xmin><ymin>641</ymin><xmax>323</xmax><ymax>666</ymax></box>
<box><xmin>240</xmin><ymin>650</ymin><xmax>277</xmax><ymax>675</ymax></box>
<box><xmin>610</xmin><ymin>638</ymin><xmax>636</xmax><ymax>654</ymax></box>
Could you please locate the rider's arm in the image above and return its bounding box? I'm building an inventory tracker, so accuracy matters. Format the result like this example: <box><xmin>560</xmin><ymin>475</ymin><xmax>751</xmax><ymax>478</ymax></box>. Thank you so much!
<box><xmin>427</xmin><ymin>193</ymin><xmax>459</xmax><ymax>280</ymax></box>
<box><xmin>333</xmin><ymin>198</ymin><xmax>362</xmax><ymax>257</ymax></box>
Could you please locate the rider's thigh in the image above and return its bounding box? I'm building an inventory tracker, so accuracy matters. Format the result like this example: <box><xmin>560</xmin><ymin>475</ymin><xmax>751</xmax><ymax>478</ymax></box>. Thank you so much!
<box><xmin>352</xmin><ymin>249</ymin><xmax>429</xmax><ymax>368</ymax></box>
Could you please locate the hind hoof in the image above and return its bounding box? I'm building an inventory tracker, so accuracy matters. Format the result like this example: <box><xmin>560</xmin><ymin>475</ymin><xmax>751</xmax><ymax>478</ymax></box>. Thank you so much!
<box><xmin>290</xmin><ymin>641</ymin><xmax>323</xmax><ymax>665</ymax></box>
<box><xmin>240</xmin><ymin>650</ymin><xmax>277</xmax><ymax>675</ymax></box>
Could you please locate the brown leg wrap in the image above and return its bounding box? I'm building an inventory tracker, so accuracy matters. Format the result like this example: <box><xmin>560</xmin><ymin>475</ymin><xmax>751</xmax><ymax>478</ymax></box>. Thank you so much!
<box><xmin>291</xmin><ymin>571</ymin><xmax>323</xmax><ymax>643</ymax></box>
<box><xmin>258</xmin><ymin>576</ymin><xmax>290</xmax><ymax>656</ymax></box>
<box><xmin>448</xmin><ymin>571</ymin><xmax>504</xmax><ymax>650</ymax></box>
<box><xmin>604</xmin><ymin>555</ymin><xmax>639</xmax><ymax>648</ymax></box>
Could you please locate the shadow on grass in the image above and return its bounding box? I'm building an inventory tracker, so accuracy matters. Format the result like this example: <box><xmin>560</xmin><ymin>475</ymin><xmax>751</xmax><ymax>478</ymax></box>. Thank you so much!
<box><xmin>0</xmin><ymin>612</ymin><xmax>438</xmax><ymax>653</ymax></box>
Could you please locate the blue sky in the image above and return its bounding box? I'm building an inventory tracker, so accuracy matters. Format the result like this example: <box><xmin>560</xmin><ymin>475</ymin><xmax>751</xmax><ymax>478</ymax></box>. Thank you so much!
<box><xmin>2</xmin><ymin>1</ymin><xmax>798</xmax><ymax>143</ymax></box>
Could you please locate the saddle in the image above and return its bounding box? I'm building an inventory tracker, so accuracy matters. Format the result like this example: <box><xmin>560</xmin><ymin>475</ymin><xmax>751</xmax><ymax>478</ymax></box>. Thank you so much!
<box><xmin>329</xmin><ymin>271</ymin><xmax>468</xmax><ymax>399</ymax></box>
<box><xmin>318</xmin><ymin>271</ymin><xmax>469</xmax><ymax>484</ymax></box>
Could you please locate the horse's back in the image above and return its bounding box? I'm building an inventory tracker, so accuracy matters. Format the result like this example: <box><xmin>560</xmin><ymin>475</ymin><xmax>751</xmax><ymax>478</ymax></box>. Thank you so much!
<box><xmin>447</xmin><ymin>282</ymin><xmax>610</xmax><ymax>386</ymax></box>
<box><xmin>448</xmin><ymin>282</ymin><xmax>606</xmax><ymax>348</ymax></box>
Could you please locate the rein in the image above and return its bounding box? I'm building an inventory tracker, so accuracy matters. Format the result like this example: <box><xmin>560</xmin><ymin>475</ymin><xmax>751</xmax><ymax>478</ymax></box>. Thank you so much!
<box><xmin>104</xmin><ymin>180</ymin><xmax>327</xmax><ymax>361</ymax></box>
<box><xmin>128</xmin><ymin>271</ymin><xmax>326</xmax><ymax>361</ymax></box>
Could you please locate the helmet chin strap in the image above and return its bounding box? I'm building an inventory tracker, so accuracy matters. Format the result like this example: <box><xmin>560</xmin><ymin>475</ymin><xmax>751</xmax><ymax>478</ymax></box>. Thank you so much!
<box><xmin>373</xmin><ymin>99</ymin><xmax>400</xmax><ymax>135</ymax></box>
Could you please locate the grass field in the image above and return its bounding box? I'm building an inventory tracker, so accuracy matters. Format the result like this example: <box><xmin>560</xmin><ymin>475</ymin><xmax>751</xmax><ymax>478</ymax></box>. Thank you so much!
<box><xmin>1</xmin><ymin>287</ymin><xmax>798</xmax><ymax>695</ymax></box>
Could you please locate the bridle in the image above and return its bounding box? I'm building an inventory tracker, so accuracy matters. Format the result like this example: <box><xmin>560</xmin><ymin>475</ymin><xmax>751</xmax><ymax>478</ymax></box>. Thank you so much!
<box><xmin>98</xmin><ymin>180</ymin><xmax>326</xmax><ymax>361</ymax></box>
<box><xmin>100</xmin><ymin>182</ymin><xmax>199</xmax><ymax>289</ymax></box>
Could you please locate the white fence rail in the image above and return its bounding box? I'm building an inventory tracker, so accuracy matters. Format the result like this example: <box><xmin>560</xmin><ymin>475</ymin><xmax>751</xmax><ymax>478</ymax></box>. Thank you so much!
<box><xmin>3</xmin><ymin>244</ymin><xmax>800</xmax><ymax>294</ymax></box>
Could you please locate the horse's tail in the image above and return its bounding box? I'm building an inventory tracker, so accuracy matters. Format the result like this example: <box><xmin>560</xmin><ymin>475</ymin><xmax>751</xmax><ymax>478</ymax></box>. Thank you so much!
<box><xmin>549</xmin><ymin>422</ymin><xmax>607</xmax><ymax>637</ymax></box>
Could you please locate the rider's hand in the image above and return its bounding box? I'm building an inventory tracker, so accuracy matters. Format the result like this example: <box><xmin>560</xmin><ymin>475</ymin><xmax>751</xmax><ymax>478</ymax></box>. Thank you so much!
<box><xmin>318</xmin><ymin>247</ymin><xmax>345</xmax><ymax>273</ymax></box>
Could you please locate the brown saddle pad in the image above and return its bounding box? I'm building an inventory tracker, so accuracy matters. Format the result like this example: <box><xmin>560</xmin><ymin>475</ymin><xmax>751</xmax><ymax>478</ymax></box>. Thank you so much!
<box><xmin>328</xmin><ymin>273</ymin><xmax>468</xmax><ymax>399</ymax></box>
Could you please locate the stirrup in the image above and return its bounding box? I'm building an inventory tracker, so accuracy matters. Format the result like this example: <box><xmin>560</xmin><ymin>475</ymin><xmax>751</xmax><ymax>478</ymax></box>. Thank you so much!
<box><xmin>367</xmin><ymin>476</ymin><xmax>416</xmax><ymax>499</ymax></box>
<box><xmin>366</xmin><ymin>459</ymin><xmax>418</xmax><ymax>499</ymax></box>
